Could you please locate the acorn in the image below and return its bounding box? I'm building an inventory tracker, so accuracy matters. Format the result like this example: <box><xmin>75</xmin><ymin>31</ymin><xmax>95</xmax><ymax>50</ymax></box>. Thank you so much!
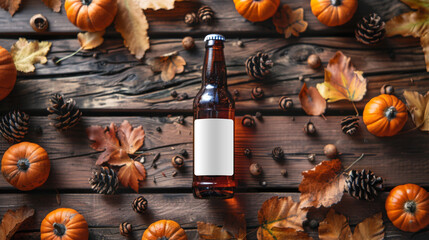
<box><xmin>249</xmin><ymin>163</ymin><xmax>262</xmax><ymax>176</ymax></box>
<box><xmin>172</xmin><ymin>155</ymin><xmax>185</xmax><ymax>168</ymax></box>
<box><xmin>182</xmin><ymin>36</ymin><xmax>195</xmax><ymax>50</ymax></box>
<box><xmin>307</xmin><ymin>54</ymin><xmax>321</xmax><ymax>69</ymax></box>
<box><xmin>279</xmin><ymin>97</ymin><xmax>293</xmax><ymax>111</ymax></box>
<box><xmin>380</xmin><ymin>84</ymin><xmax>394</xmax><ymax>95</ymax></box>
<box><xmin>281</xmin><ymin>169</ymin><xmax>288</xmax><ymax>177</ymax></box>
<box><xmin>324</xmin><ymin>144</ymin><xmax>338</xmax><ymax>159</ymax></box>
<box><xmin>242</xmin><ymin>115</ymin><xmax>255</xmax><ymax>127</ymax></box>
<box><xmin>30</xmin><ymin>14</ymin><xmax>48</xmax><ymax>32</ymax></box>
<box><xmin>308</xmin><ymin>153</ymin><xmax>316</xmax><ymax>163</ymax></box>
<box><xmin>304</xmin><ymin>121</ymin><xmax>316</xmax><ymax>135</ymax></box>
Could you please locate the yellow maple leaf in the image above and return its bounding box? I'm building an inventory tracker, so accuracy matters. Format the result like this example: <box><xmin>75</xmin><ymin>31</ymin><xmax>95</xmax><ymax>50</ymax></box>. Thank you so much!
<box><xmin>10</xmin><ymin>38</ymin><xmax>51</xmax><ymax>73</ymax></box>
<box><xmin>403</xmin><ymin>90</ymin><xmax>429</xmax><ymax>131</ymax></box>
<box><xmin>115</xmin><ymin>0</ymin><xmax>150</xmax><ymax>59</ymax></box>
<box><xmin>386</xmin><ymin>0</ymin><xmax>429</xmax><ymax>71</ymax></box>
<box><xmin>316</xmin><ymin>51</ymin><xmax>367</xmax><ymax>104</ymax></box>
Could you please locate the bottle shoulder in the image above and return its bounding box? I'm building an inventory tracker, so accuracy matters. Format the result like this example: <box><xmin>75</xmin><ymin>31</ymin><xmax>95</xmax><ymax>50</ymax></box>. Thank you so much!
<box><xmin>194</xmin><ymin>86</ymin><xmax>235</xmax><ymax>107</ymax></box>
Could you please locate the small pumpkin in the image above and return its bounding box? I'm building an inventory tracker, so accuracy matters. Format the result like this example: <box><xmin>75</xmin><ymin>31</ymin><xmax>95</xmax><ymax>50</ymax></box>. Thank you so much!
<box><xmin>0</xmin><ymin>46</ymin><xmax>17</xmax><ymax>101</ymax></box>
<box><xmin>386</xmin><ymin>184</ymin><xmax>429</xmax><ymax>232</ymax></box>
<box><xmin>64</xmin><ymin>0</ymin><xmax>118</xmax><ymax>32</ymax></box>
<box><xmin>363</xmin><ymin>94</ymin><xmax>408</xmax><ymax>137</ymax></box>
<box><xmin>41</xmin><ymin>208</ymin><xmax>89</xmax><ymax>240</ymax></box>
<box><xmin>233</xmin><ymin>0</ymin><xmax>280</xmax><ymax>22</ymax></box>
<box><xmin>142</xmin><ymin>220</ymin><xmax>187</xmax><ymax>240</ymax></box>
<box><xmin>1</xmin><ymin>142</ymin><xmax>50</xmax><ymax>191</ymax></box>
<box><xmin>310</xmin><ymin>0</ymin><xmax>358</xmax><ymax>27</ymax></box>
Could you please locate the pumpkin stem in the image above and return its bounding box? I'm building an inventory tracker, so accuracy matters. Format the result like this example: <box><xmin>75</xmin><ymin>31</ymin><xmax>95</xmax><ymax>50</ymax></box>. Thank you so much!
<box><xmin>331</xmin><ymin>0</ymin><xmax>342</xmax><ymax>6</ymax></box>
<box><xmin>81</xmin><ymin>0</ymin><xmax>92</xmax><ymax>5</ymax></box>
<box><xmin>17</xmin><ymin>159</ymin><xmax>30</xmax><ymax>171</ymax></box>
<box><xmin>404</xmin><ymin>200</ymin><xmax>417</xmax><ymax>214</ymax></box>
<box><xmin>384</xmin><ymin>106</ymin><xmax>397</xmax><ymax>120</ymax></box>
<box><xmin>53</xmin><ymin>223</ymin><xmax>66</xmax><ymax>236</ymax></box>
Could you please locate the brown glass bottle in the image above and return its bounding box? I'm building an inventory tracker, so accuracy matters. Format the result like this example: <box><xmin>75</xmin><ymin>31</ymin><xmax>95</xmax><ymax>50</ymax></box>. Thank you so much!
<box><xmin>193</xmin><ymin>34</ymin><xmax>236</xmax><ymax>199</ymax></box>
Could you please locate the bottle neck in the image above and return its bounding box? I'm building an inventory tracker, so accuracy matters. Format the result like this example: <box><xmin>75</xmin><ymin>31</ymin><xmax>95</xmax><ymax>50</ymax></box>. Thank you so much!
<box><xmin>202</xmin><ymin>40</ymin><xmax>226</xmax><ymax>87</ymax></box>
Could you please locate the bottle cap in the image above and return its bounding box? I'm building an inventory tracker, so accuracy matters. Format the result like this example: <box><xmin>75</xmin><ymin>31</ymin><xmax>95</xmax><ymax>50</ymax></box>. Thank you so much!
<box><xmin>204</xmin><ymin>34</ymin><xmax>225</xmax><ymax>42</ymax></box>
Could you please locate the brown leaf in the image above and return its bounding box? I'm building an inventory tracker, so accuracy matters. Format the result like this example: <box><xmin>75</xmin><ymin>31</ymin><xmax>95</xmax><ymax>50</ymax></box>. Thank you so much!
<box><xmin>87</xmin><ymin>120</ymin><xmax>146</xmax><ymax>192</ymax></box>
<box><xmin>272</xmin><ymin>5</ymin><xmax>308</xmax><ymax>38</ymax></box>
<box><xmin>0</xmin><ymin>206</ymin><xmax>35</xmax><ymax>240</ymax></box>
<box><xmin>78</xmin><ymin>31</ymin><xmax>105</xmax><ymax>50</ymax></box>
<box><xmin>353</xmin><ymin>212</ymin><xmax>384</xmax><ymax>240</ymax></box>
<box><xmin>403</xmin><ymin>90</ymin><xmax>429</xmax><ymax>131</ymax></box>
<box><xmin>386</xmin><ymin>0</ymin><xmax>429</xmax><ymax>71</ymax></box>
<box><xmin>41</xmin><ymin>0</ymin><xmax>61</xmax><ymax>12</ymax></box>
<box><xmin>198</xmin><ymin>214</ymin><xmax>246</xmax><ymax>240</ymax></box>
<box><xmin>316</xmin><ymin>51</ymin><xmax>367</xmax><ymax>103</ymax></box>
<box><xmin>257</xmin><ymin>196</ymin><xmax>311</xmax><ymax>240</ymax></box>
<box><xmin>147</xmin><ymin>51</ymin><xmax>186</xmax><ymax>81</ymax></box>
<box><xmin>115</xmin><ymin>0</ymin><xmax>150</xmax><ymax>59</ymax></box>
<box><xmin>0</xmin><ymin>0</ymin><xmax>21</xmax><ymax>16</ymax></box>
<box><xmin>299</xmin><ymin>83</ymin><xmax>326</xmax><ymax>116</ymax></box>
<box><xmin>258</xmin><ymin>227</ymin><xmax>313</xmax><ymax>240</ymax></box>
<box><xmin>318</xmin><ymin>209</ymin><xmax>352</xmax><ymax>240</ymax></box>
<box><xmin>299</xmin><ymin>159</ymin><xmax>345</xmax><ymax>209</ymax></box>
<box><xmin>135</xmin><ymin>0</ymin><xmax>176</xmax><ymax>10</ymax></box>
<box><xmin>319</xmin><ymin>210</ymin><xmax>384</xmax><ymax>240</ymax></box>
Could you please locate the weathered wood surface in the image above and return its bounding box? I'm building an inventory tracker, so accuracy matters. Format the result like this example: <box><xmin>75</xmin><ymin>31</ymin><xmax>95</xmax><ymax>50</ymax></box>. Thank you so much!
<box><xmin>0</xmin><ymin>0</ymin><xmax>410</xmax><ymax>36</ymax></box>
<box><xmin>1</xmin><ymin>116</ymin><xmax>428</xmax><ymax>191</ymax></box>
<box><xmin>3</xmin><ymin>193</ymin><xmax>427</xmax><ymax>240</ymax></box>
<box><xmin>0</xmin><ymin>37</ymin><xmax>426</xmax><ymax>113</ymax></box>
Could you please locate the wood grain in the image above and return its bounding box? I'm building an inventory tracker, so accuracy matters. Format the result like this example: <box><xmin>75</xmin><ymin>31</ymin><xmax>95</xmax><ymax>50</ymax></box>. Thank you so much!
<box><xmin>0</xmin><ymin>37</ymin><xmax>426</xmax><ymax>113</ymax></box>
<box><xmin>0</xmin><ymin>116</ymin><xmax>427</xmax><ymax>191</ymax></box>
<box><xmin>0</xmin><ymin>0</ymin><xmax>411</xmax><ymax>37</ymax></box>
<box><xmin>2</xmin><ymin>193</ymin><xmax>425</xmax><ymax>240</ymax></box>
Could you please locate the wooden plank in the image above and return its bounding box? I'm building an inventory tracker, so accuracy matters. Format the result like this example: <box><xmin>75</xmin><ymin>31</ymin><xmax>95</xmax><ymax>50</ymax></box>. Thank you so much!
<box><xmin>0</xmin><ymin>116</ymin><xmax>428</xmax><ymax>191</ymax></box>
<box><xmin>1</xmin><ymin>193</ymin><xmax>421</xmax><ymax>240</ymax></box>
<box><xmin>0</xmin><ymin>37</ymin><xmax>425</xmax><ymax>113</ymax></box>
<box><xmin>0</xmin><ymin>0</ymin><xmax>410</xmax><ymax>36</ymax></box>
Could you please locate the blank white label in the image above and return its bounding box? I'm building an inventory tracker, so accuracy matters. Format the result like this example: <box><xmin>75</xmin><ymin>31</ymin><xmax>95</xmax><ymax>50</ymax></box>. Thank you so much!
<box><xmin>194</xmin><ymin>119</ymin><xmax>234</xmax><ymax>176</ymax></box>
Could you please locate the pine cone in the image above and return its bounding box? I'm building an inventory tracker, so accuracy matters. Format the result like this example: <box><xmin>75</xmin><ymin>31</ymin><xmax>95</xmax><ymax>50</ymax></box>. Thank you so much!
<box><xmin>0</xmin><ymin>110</ymin><xmax>30</xmax><ymax>143</ymax></box>
<box><xmin>89</xmin><ymin>166</ymin><xmax>119</xmax><ymax>195</ymax></box>
<box><xmin>245</xmin><ymin>52</ymin><xmax>273</xmax><ymax>80</ymax></box>
<box><xmin>184</xmin><ymin>12</ymin><xmax>198</xmax><ymax>26</ymax></box>
<box><xmin>355</xmin><ymin>13</ymin><xmax>385</xmax><ymax>45</ymax></box>
<box><xmin>120</xmin><ymin>222</ymin><xmax>132</xmax><ymax>236</ymax></box>
<box><xmin>340</xmin><ymin>116</ymin><xmax>359</xmax><ymax>136</ymax></box>
<box><xmin>47</xmin><ymin>93</ymin><xmax>82</xmax><ymax>130</ymax></box>
<box><xmin>346</xmin><ymin>169</ymin><xmax>383</xmax><ymax>201</ymax></box>
<box><xmin>132</xmin><ymin>196</ymin><xmax>148</xmax><ymax>213</ymax></box>
<box><xmin>198</xmin><ymin>6</ymin><xmax>214</xmax><ymax>24</ymax></box>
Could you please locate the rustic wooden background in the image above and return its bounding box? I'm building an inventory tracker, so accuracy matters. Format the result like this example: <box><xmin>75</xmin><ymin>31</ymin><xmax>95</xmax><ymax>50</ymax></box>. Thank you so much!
<box><xmin>0</xmin><ymin>0</ymin><xmax>428</xmax><ymax>239</ymax></box>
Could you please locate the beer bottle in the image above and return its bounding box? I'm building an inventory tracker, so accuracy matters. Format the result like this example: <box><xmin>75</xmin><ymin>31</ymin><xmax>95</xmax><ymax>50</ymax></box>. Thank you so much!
<box><xmin>193</xmin><ymin>34</ymin><xmax>236</xmax><ymax>199</ymax></box>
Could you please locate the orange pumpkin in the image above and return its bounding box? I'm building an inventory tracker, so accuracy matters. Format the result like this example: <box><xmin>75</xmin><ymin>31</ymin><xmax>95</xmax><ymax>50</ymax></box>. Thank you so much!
<box><xmin>386</xmin><ymin>184</ymin><xmax>429</xmax><ymax>232</ymax></box>
<box><xmin>233</xmin><ymin>0</ymin><xmax>280</xmax><ymax>22</ymax></box>
<box><xmin>64</xmin><ymin>0</ymin><xmax>118</xmax><ymax>32</ymax></box>
<box><xmin>0</xmin><ymin>46</ymin><xmax>17</xmax><ymax>101</ymax></box>
<box><xmin>310</xmin><ymin>0</ymin><xmax>358</xmax><ymax>27</ymax></box>
<box><xmin>363</xmin><ymin>94</ymin><xmax>408</xmax><ymax>137</ymax></box>
<box><xmin>142</xmin><ymin>220</ymin><xmax>187</xmax><ymax>240</ymax></box>
<box><xmin>1</xmin><ymin>142</ymin><xmax>50</xmax><ymax>191</ymax></box>
<box><xmin>41</xmin><ymin>208</ymin><xmax>89</xmax><ymax>240</ymax></box>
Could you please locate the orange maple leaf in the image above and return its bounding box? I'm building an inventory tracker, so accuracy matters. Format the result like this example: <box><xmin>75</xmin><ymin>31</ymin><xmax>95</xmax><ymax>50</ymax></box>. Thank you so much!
<box><xmin>272</xmin><ymin>4</ymin><xmax>308</xmax><ymax>38</ymax></box>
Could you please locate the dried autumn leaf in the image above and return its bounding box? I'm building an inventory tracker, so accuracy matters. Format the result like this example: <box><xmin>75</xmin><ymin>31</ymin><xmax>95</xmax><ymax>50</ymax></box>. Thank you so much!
<box><xmin>272</xmin><ymin>5</ymin><xmax>308</xmax><ymax>38</ymax></box>
<box><xmin>41</xmin><ymin>0</ymin><xmax>61</xmax><ymax>12</ymax></box>
<box><xmin>386</xmin><ymin>0</ymin><xmax>429</xmax><ymax>71</ymax></box>
<box><xmin>87</xmin><ymin>120</ymin><xmax>146</xmax><ymax>192</ymax></box>
<box><xmin>135</xmin><ymin>0</ymin><xmax>175</xmax><ymax>10</ymax></box>
<box><xmin>147</xmin><ymin>51</ymin><xmax>186</xmax><ymax>81</ymax></box>
<box><xmin>316</xmin><ymin>51</ymin><xmax>367</xmax><ymax>104</ymax></box>
<box><xmin>353</xmin><ymin>212</ymin><xmax>384</xmax><ymax>240</ymax></box>
<box><xmin>0</xmin><ymin>0</ymin><xmax>21</xmax><ymax>16</ymax></box>
<box><xmin>11</xmin><ymin>38</ymin><xmax>51</xmax><ymax>73</ymax></box>
<box><xmin>318</xmin><ymin>209</ymin><xmax>384</xmax><ymax>240</ymax></box>
<box><xmin>299</xmin><ymin>159</ymin><xmax>345</xmax><ymax>209</ymax></box>
<box><xmin>0</xmin><ymin>206</ymin><xmax>35</xmax><ymax>240</ymax></box>
<box><xmin>78</xmin><ymin>31</ymin><xmax>105</xmax><ymax>50</ymax></box>
<box><xmin>318</xmin><ymin>209</ymin><xmax>352</xmax><ymax>240</ymax></box>
<box><xmin>257</xmin><ymin>196</ymin><xmax>311</xmax><ymax>240</ymax></box>
<box><xmin>198</xmin><ymin>213</ymin><xmax>246</xmax><ymax>240</ymax></box>
<box><xmin>403</xmin><ymin>90</ymin><xmax>429</xmax><ymax>131</ymax></box>
<box><xmin>115</xmin><ymin>0</ymin><xmax>150</xmax><ymax>59</ymax></box>
<box><xmin>299</xmin><ymin>83</ymin><xmax>327</xmax><ymax>116</ymax></box>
